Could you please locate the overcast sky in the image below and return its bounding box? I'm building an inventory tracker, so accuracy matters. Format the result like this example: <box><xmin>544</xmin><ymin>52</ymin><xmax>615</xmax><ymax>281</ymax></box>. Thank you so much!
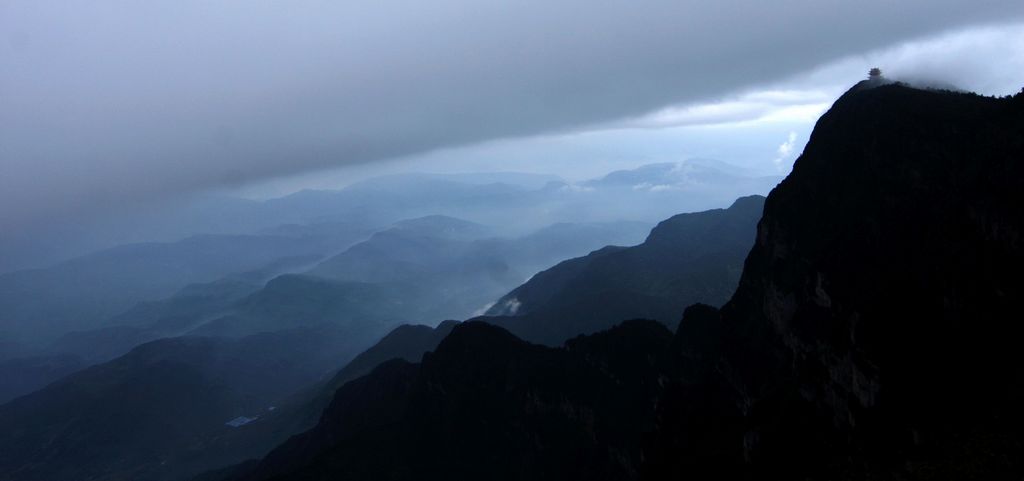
<box><xmin>3</xmin><ymin>1</ymin><xmax>1024</xmax><ymax>227</ymax></box>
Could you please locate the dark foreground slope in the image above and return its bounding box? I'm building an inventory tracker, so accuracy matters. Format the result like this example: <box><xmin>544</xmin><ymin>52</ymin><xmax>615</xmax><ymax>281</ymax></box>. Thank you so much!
<box><xmin>0</xmin><ymin>326</ymin><xmax>372</xmax><ymax>481</ymax></box>
<box><xmin>209</xmin><ymin>83</ymin><xmax>1024</xmax><ymax>481</ymax></box>
<box><xmin>195</xmin><ymin>320</ymin><xmax>463</xmax><ymax>470</ymax></box>
<box><xmin>0</xmin><ymin>319</ymin><xmax>462</xmax><ymax>481</ymax></box>
<box><xmin>646</xmin><ymin>84</ymin><xmax>1024</xmax><ymax>479</ymax></box>
<box><xmin>480</xmin><ymin>195</ymin><xmax>763</xmax><ymax>344</ymax></box>
<box><xmin>217</xmin><ymin>320</ymin><xmax>673</xmax><ymax>481</ymax></box>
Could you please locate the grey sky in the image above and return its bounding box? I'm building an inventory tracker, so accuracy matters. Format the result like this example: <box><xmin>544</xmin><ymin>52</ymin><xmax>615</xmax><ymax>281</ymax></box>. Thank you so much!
<box><xmin>2</xmin><ymin>1</ymin><xmax>1024</xmax><ymax>228</ymax></box>
<box><xmin>235</xmin><ymin>22</ymin><xmax>1024</xmax><ymax>197</ymax></box>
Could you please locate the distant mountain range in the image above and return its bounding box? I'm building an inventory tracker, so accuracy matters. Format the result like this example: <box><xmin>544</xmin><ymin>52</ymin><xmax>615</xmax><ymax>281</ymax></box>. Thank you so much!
<box><xmin>0</xmin><ymin>230</ymin><xmax>374</xmax><ymax>348</ymax></box>
<box><xmin>2</xmin><ymin>165</ymin><xmax>778</xmax><ymax>275</ymax></box>
<box><xmin>0</xmin><ymin>214</ymin><xmax>650</xmax><ymax>404</ymax></box>
<box><xmin>0</xmin><ymin>196</ymin><xmax>761</xmax><ymax>479</ymax></box>
<box><xmin>2</xmin><ymin>157</ymin><xmax>777</xmax><ymax>349</ymax></box>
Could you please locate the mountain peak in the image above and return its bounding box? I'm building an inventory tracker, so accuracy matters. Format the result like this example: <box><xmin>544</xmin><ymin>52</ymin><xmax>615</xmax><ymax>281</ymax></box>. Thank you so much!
<box><xmin>651</xmin><ymin>82</ymin><xmax>1024</xmax><ymax>477</ymax></box>
<box><xmin>428</xmin><ymin>321</ymin><xmax>529</xmax><ymax>360</ymax></box>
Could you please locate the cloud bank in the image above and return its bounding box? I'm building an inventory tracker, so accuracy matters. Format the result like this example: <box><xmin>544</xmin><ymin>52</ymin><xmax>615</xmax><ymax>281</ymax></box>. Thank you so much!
<box><xmin>2</xmin><ymin>1</ymin><xmax>1023</xmax><ymax>227</ymax></box>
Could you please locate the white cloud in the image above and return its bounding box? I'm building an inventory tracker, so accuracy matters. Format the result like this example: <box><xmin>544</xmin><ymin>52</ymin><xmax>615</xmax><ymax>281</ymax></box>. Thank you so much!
<box><xmin>603</xmin><ymin>23</ymin><xmax>1024</xmax><ymax>135</ymax></box>
<box><xmin>471</xmin><ymin>301</ymin><xmax>497</xmax><ymax>317</ymax></box>
<box><xmin>560</xmin><ymin>183</ymin><xmax>596</xmax><ymax>193</ymax></box>
<box><xmin>773</xmin><ymin>131</ymin><xmax>799</xmax><ymax>171</ymax></box>
<box><xmin>613</xmin><ymin>89</ymin><xmax>833</xmax><ymax>130</ymax></box>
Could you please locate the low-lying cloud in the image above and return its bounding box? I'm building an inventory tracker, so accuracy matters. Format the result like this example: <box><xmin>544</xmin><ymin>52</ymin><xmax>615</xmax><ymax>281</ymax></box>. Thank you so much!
<box><xmin>773</xmin><ymin>132</ymin><xmax>799</xmax><ymax>171</ymax></box>
<box><xmin>2</xmin><ymin>1</ymin><xmax>1023</xmax><ymax>228</ymax></box>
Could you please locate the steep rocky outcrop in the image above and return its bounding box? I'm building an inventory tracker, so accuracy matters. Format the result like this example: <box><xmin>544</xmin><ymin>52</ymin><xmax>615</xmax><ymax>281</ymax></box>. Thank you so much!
<box><xmin>647</xmin><ymin>83</ymin><xmax>1024</xmax><ymax>478</ymax></box>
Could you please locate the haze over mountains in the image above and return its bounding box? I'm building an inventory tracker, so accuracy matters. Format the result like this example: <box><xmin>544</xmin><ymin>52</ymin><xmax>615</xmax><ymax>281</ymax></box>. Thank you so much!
<box><xmin>0</xmin><ymin>159</ymin><xmax>773</xmax><ymax>404</ymax></box>
<box><xmin>0</xmin><ymin>156</ymin><xmax>776</xmax><ymax>480</ymax></box>
<box><xmin>1</xmin><ymin>163</ymin><xmax>780</xmax><ymax>275</ymax></box>
<box><xmin>0</xmin><ymin>212</ymin><xmax>650</xmax><ymax>403</ymax></box>
<box><xmin>1</xmin><ymin>160</ymin><xmax>778</xmax><ymax>346</ymax></box>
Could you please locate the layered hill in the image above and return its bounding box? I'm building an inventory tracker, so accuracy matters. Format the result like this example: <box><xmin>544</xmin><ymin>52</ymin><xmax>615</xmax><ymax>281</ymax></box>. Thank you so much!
<box><xmin>0</xmin><ymin>325</ymin><xmax>372</xmax><ymax>481</ymax></box>
<box><xmin>481</xmin><ymin>195</ymin><xmax>763</xmax><ymax>344</ymax></box>
<box><xmin>301</xmin><ymin>218</ymin><xmax>651</xmax><ymax>327</ymax></box>
<box><xmin>0</xmin><ymin>230</ymin><xmax>371</xmax><ymax>347</ymax></box>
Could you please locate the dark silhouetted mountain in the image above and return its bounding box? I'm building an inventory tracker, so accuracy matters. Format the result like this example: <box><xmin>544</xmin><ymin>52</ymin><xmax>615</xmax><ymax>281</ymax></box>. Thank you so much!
<box><xmin>646</xmin><ymin>83</ymin><xmax>1024</xmax><ymax>479</ymax></box>
<box><xmin>261</xmin><ymin>321</ymin><xmax>462</xmax><ymax>437</ymax></box>
<box><xmin>320</xmin><ymin>320</ymin><xmax>461</xmax><ymax>395</ymax></box>
<box><xmin>204</xmin><ymin>83</ymin><xmax>1024</xmax><ymax>481</ymax></box>
<box><xmin>178</xmin><ymin>321</ymin><xmax>464</xmax><ymax>479</ymax></box>
<box><xmin>479</xmin><ymin>195</ymin><xmax>763</xmax><ymax>345</ymax></box>
<box><xmin>0</xmin><ymin>324</ymin><xmax>375</xmax><ymax>481</ymax></box>
<box><xmin>216</xmin><ymin>320</ymin><xmax>672</xmax><ymax>481</ymax></box>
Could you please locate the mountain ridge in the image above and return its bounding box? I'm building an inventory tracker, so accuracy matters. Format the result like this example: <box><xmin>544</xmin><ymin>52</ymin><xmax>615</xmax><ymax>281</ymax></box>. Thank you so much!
<box><xmin>478</xmin><ymin>195</ymin><xmax>763</xmax><ymax>344</ymax></box>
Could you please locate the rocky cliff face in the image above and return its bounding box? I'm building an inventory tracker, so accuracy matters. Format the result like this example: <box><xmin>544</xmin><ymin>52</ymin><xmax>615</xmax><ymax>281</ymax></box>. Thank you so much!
<box><xmin>650</xmin><ymin>82</ymin><xmax>1024</xmax><ymax>479</ymax></box>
